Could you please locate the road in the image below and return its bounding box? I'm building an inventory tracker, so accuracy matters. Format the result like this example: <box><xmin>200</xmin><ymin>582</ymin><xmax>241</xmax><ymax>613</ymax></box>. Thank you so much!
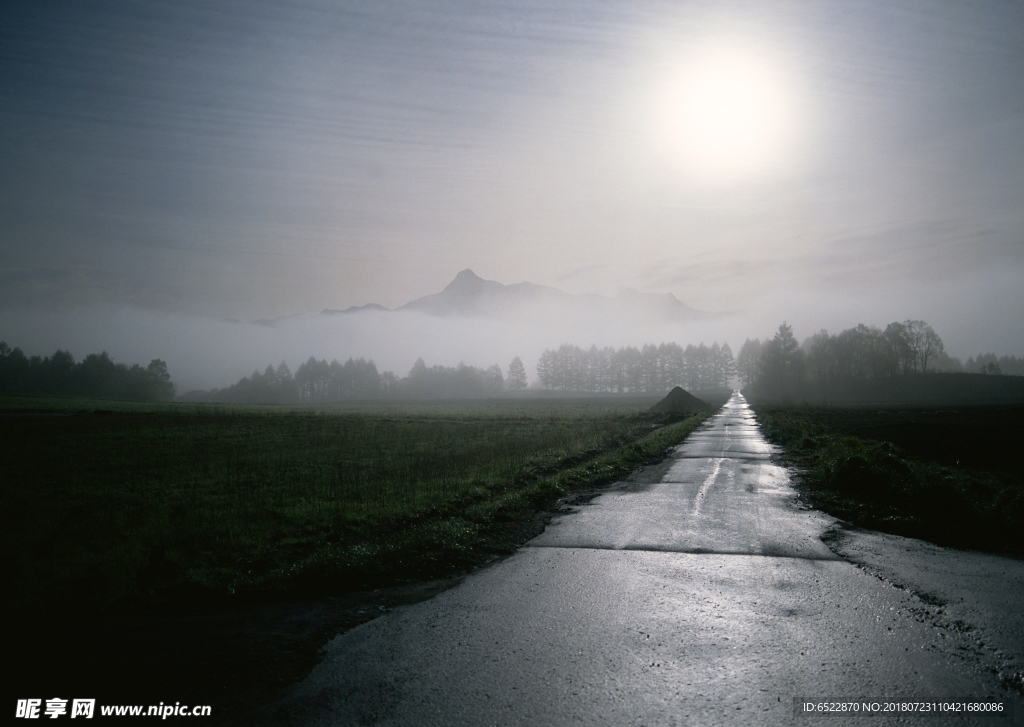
<box><xmin>261</xmin><ymin>392</ymin><xmax>1023</xmax><ymax>726</ymax></box>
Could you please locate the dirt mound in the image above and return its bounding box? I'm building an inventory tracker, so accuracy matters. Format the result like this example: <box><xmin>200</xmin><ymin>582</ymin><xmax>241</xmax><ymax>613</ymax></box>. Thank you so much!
<box><xmin>650</xmin><ymin>386</ymin><xmax>709</xmax><ymax>414</ymax></box>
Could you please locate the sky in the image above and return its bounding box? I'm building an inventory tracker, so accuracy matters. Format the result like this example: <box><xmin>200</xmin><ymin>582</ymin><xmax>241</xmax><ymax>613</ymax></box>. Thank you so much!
<box><xmin>1</xmin><ymin>0</ymin><xmax>1022</xmax><ymax>389</ymax></box>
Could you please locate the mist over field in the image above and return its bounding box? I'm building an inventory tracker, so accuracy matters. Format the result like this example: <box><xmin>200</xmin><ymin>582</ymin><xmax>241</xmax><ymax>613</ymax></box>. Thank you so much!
<box><xmin>0</xmin><ymin>264</ymin><xmax>1018</xmax><ymax>393</ymax></box>
<box><xmin>2</xmin><ymin>301</ymin><xmax>745</xmax><ymax>392</ymax></box>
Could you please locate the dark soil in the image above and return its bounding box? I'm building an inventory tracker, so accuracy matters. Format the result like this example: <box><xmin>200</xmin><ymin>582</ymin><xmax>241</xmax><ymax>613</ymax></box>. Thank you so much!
<box><xmin>649</xmin><ymin>386</ymin><xmax>708</xmax><ymax>414</ymax></box>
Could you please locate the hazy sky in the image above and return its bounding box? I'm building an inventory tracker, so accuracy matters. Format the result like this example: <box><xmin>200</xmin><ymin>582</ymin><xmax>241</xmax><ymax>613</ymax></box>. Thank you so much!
<box><xmin>2</xmin><ymin>0</ymin><xmax>1022</xmax><ymax>385</ymax></box>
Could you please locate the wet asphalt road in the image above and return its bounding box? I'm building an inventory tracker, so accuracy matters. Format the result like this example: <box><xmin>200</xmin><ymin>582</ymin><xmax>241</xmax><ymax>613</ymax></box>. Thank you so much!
<box><xmin>263</xmin><ymin>392</ymin><xmax>1022</xmax><ymax>726</ymax></box>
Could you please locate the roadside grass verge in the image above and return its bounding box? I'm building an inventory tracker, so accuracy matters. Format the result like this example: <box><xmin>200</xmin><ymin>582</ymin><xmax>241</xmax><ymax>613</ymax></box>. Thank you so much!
<box><xmin>753</xmin><ymin>406</ymin><xmax>1024</xmax><ymax>557</ymax></box>
<box><xmin>0</xmin><ymin>398</ymin><xmax>707</xmax><ymax>618</ymax></box>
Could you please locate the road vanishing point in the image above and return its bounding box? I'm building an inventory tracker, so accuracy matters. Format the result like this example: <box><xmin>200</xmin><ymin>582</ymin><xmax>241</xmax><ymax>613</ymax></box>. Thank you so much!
<box><xmin>262</xmin><ymin>392</ymin><xmax>1024</xmax><ymax>726</ymax></box>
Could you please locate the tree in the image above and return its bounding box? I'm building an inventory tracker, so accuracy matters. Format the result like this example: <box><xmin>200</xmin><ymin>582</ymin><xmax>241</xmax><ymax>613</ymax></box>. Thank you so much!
<box><xmin>75</xmin><ymin>352</ymin><xmax>118</xmax><ymax>396</ymax></box>
<box><xmin>883</xmin><ymin>322</ymin><xmax>914</xmax><ymax>375</ymax></box>
<box><xmin>756</xmin><ymin>322</ymin><xmax>805</xmax><ymax>400</ymax></box>
<box><xmin>916</xmin><ymin>322</ymin><xmax>944</xmax><ymax>374</ymax></box>
<box><xmin>535</xmin><ymin>350</ymin><xmax>555</xmax><ymax>390</ymax></box>
<box><xmin>804</xmin><ymin>330</ymin><xmax>835</xmax><ymax>384</ymax></box>
<box><xmin>736</xmin><ymin>338</ymin><xmax>763</xmax><ymax>389</ymax></box>
<box><xmin>902</xmin><ymin>320</ymin><xmax>945</xmax><ymax>374</ymax></box>
<box><xmin>145</xmin><ymin>359</ymin><xmax>176</xmax><ymax>400</ymax></box>
<box><xmin>713</xmin><ymin>342</ymin><xmax>736</xmax><ymax>388</ymax></box>
<box><xmin>484</xmin><ymin>364</ymin><xmax>504</xmax><ymax>395</ymax></box>
<box><xmin>507</xmin><ymin>357</ymin><xmax>528</xmax><ymax>392</ymax></box>
<box><xmin>380</xmin><ymin>370</ymin><xmax>400</xmax><ymax>396</ymax></box>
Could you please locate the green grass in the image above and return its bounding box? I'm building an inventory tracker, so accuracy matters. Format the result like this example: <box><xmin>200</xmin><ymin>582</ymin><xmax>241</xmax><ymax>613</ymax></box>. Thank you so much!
<box><xmin>0</xmin><ymin>396</ymin><xmax>707</xmax><ymax>617</ymax></box>
<box><xmin>753</xmin><ymin>406</ymin><xmax>1024</xmax><ymax>557</ymax></box>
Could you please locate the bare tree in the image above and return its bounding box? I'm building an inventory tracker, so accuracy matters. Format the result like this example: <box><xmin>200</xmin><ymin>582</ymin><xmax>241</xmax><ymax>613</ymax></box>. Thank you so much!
<box><xmin>903</xmin><ymin>320</ymin><xmax>945</xmax><ymax>374</ymax></box>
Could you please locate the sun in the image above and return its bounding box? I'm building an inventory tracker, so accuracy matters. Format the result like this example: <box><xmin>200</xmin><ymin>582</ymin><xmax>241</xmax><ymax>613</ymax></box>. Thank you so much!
<box><xmin>652</xmin><ymin>44</ymin><xmax>797</xmax><ymax>183</ymax></box>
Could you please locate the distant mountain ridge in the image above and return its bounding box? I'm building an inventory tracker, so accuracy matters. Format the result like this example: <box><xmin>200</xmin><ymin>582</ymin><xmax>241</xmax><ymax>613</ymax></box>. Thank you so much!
<box><xmin>272</xmin><ymin>269</ymin><xmax>712</xmax><ymax>324</ymax></box>
<box><xmin>321</xmin><ymin>303</ymin><xmax>389</xmax><ymax>316</ymax></box>
<box><xmin>397</xmin><ymin>269</ymin><xmax>574</xmax><ymax>317</ymax></box>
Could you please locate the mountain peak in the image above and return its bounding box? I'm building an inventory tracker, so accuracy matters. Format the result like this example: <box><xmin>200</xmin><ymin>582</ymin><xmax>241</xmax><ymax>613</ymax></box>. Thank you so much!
<box><xmin>444</xmin><ymin>269</ymin><xmax>487</xmax><ymax>289</ymax></box>
<box><xmin>441</xmin><ymin>269</ymin><xmax>504</xmax><ymax>297</ymax></box>
<box><xmin>386</xmin><ymin>269</ymin><xmax>712</xmax><ymax>321</ymax></box>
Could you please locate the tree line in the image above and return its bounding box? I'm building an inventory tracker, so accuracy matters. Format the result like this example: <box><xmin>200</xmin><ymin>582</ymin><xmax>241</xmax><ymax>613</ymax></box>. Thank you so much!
<box><xmin>535</xmin><ymin>342</ymin><xmax>735</xmax><ymax>393</ymax></box>
<box><xmin>962</xmin><ymin>353</ymin><xmax>1024</xmax><ymax>377</ymax></box>
<box><xmin>0</xmin><ymin>341</ymin><xmax>176</xmax><ymax>401</ymax></box>
<box><xmin>189</xmin><ymin>341</ymin><xmax>737</xmax><ymax>404</ymax></box>
<box><xmin>188</xmin><ymin>355</ymin><xmax>531</xmax><ymax>403</ymax></box>
<box><xmin>6</xmin><ymin>325</ymin><xmax>1018</xmax><ymax>405</ymax></box>
<box><xmin>741</xmin><ymin>319</ymin><xmax>1021</xmax><ymax>401</ymax></box>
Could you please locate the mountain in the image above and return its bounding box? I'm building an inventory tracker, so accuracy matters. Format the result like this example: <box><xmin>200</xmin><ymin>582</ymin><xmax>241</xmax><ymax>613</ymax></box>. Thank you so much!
<box><xmin>399</xmin><ymin>269</ymin><xmax>709</xmax><ymax>322</ymax></box>
<box><xmin>305</xmin><ymin>269</ymin><xmax>712</xmax><ymax>324</ymax></box>
<box><xmin>398</xmin><ymin>269</ymin><xmax>573</xmax><ymax>317</ymax></box>
<box><xmin>608</xmin><ymin>287</ymin><xmax>708</xmax><ymax>323</ymax></box>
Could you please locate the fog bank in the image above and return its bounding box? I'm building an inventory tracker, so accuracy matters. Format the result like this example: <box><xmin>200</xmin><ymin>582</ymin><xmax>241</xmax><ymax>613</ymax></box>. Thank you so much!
<box><xmin>2</xmin><ymin>280</ymin><xmax>1020</xmax><ymax>394</ymax></box>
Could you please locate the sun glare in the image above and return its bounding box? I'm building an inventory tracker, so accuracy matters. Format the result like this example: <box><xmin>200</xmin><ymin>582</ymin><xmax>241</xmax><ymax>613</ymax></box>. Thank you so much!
<box><xmin>652</xmin><ymin>44</ymin><xmax>797</xmax><ymax>184</ymax></box>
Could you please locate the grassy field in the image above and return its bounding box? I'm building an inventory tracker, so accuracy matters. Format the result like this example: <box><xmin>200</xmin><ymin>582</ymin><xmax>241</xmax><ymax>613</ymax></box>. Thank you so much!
<box><xmin>752</xmin><ymin>404</ymin><xmax>1024</xmax><ymax>557</ymax></box>
<box><xmin>0</xmin><ymin>395</ymin><xmax>708</xmax><ymax>618</ymax></box>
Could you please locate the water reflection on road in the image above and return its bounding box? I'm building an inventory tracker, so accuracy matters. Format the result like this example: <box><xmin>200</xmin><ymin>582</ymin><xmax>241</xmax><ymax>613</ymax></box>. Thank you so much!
<box><xmin>266</xmin><ymin>392</ymin><xmax>1023</xmax><ymax>727</ymax></box>
<box><xmin>530</xmin><ymin>391</ymin><xmax>838</xmax><ymax>561</ymax></box>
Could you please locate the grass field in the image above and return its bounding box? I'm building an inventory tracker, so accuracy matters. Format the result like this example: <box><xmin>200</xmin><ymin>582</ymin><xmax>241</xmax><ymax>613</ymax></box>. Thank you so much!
<box><xmin>0</xmin><ymin>395</ymin><xmax>708</xmax><ymax>618</ymax></box>
<box><xmin>752</xmin><ymin>404</ymin><xmax>1024</xmax><ymax>557</ymax></box>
